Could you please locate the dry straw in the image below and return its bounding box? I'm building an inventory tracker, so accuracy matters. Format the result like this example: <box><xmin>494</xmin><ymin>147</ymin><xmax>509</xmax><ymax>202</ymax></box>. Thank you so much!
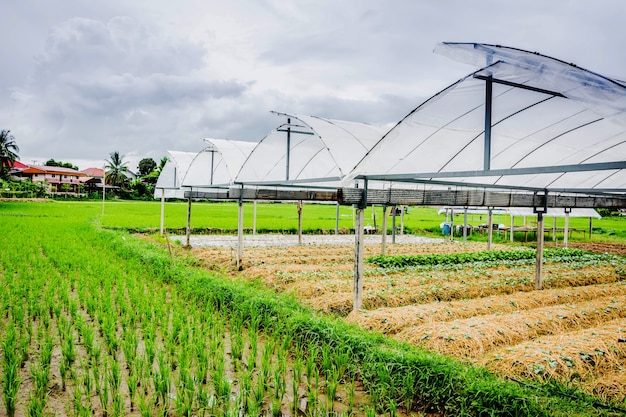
<box><xmin>348</xmin><ymin>282</ymin><xmax>626</xmax><ymax>334</ymax></box>
<box><xmin>396</xmin><ymin>294</ymin><xmax>626</xmax><ymax>360</ymax></box>
<box><xmin>483</xmin><ymin>317</ymin><xmax>626</xmax><ymax>386</ymax></box>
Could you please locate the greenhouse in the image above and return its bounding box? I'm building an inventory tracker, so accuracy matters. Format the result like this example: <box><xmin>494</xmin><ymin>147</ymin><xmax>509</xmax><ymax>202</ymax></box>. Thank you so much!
<box><xmin>168</xmin><ymin>43</ymin><xmax>626</xmax><ymax>311</ymax></box>
<box><xmin>182</xmin><ymin>138</ymin><xmax>257</xmax><ymax>189</ymax></box>
<box><xmin>234</xmin><ymin>112</ymin><xmax>389</xmax><ymax>186</ymax></box>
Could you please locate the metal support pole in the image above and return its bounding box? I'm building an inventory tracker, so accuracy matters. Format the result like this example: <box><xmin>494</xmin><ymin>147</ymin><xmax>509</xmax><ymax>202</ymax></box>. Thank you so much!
<box><xmin>463</xmin><ymin>207</ymin><xmax>468</xmax><ymax>242</ymax></box>
<box><xmin>160</xmin><ymin>188</ymin><xmax>165</xmax><ymax>236</ymax></box>
<box><xmin>487</xmin><ymin>208</ymin><xmax>493</xmax><ymax>251</ymax></box>
<box><xmin>450</xmin><ymin>207</ymin><xmax>455</xmax><ymax>241</ymax></box>
<box><xmin>335</xmin><ymin>203</ymin><xmax>340</xmax><ymax>235</ymax></box>
<box><xmin>484</xmin><ymin>76</ymin><xmax>493</xmax><ymax>171</ymax></box>
<box><xmin>286</xmin><ymin>117</ymin><xmax>291</xmax><ymax>181</ymax></box>
<box><xmin>185</xmin><ymin>190</ymin><xmax>192</xmax><ymax>248</ymax></box>
<box><xmin>400</xmin><ymin>206</ymin><xmax>405</xmax><ymax>235</ymax></box>
<box><xmin>564</xmin><ymin>208</ymin><xmax>571</xmax><ymax>249</ymax></box>
<box><xmin>391</xmin><ymin>205</ymin><xmax>397</xmax><ymax>244</ymax></box>
<box><xmin>237</xmin><ymin>199</ymin><xmax>244</xmax><ymax>268</ymax></box>
<box><xmin>510</xmin><ymin>214</ymin><xmax>514</xmax><ymax>243</ymax></box>
<box><xmin>589</xmin><ymin>217</ymin><xmax>593</xmax><ymax>240</ymax></box>
<box><xmin>535</xmin><ymin>212</ymin><xmax>545</xmax><ymax>290</ymax></box>
<box><xmin>553</xmin><ymin>216</ymin><xmax>557</xmax><ymax>244</ymax></box>
<box><xmin>381</xmin><ymin>205</ymin><xmax>388</xmax><ymax>255</ymax></box>
<box><xmin>253</xmin><ymin>200</ymin><xmax>257</xmax><ymax>235</ymax></box>
<box><xmin>354</xmin><ymin>207</ymin><xmax>365</xmax><ymax>311</ymax></box>
<box><xmin>297</xmin><ymin>201</ymin><xmax>303</xmax><ymax>246</ymax></box>
<box><xmin>210</xmin><ymin>150</ymin><xmax>215</xmax><ymax>185</ymax></box>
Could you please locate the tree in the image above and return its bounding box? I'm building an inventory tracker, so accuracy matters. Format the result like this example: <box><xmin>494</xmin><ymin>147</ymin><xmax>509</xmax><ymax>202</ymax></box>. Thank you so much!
<box><xmin>0</xmin><ymin>130</ymin><xmax>20</xmax><ymax>179</ymax></box>
<box><xmin>45</xmin><ymin>159</ymin><xmax>78</xmax><ymax>171</ymax></box>
<box><xmin>158</xmin><ymin>156</ymin><xmax>168</xmax><ymax>173</ymax></box>
<box><xmin>137</xmin><ymin>158</ymin><xmax>157</xmax><ymax>177</ymax></box>
<box><xmin>104</xmin><ymin>151</ymin><xmax>130</xmax><ymax>188</ymax></box>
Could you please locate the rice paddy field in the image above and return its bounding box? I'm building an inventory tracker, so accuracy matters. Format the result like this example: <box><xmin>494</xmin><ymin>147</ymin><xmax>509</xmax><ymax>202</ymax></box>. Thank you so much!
<box><xmin>2</xmin><ymin>200</ymin><xmax>626</xmax><ymax>416</ymax></box>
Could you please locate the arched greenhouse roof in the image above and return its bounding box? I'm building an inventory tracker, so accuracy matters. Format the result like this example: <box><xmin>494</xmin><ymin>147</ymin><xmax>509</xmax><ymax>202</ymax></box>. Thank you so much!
<box><xmin>347</xmin><ymin>42</ymin><xmax>626</xmax><ymax>195</ymax></box>
<box><xmin>154</xmin><ymin>150</ymin><xmax>197</xmax><ymax>199</ymax></box>
<box><xmin>182</xmin><ymin>138</ymin><xmax>256</xmax><ymax>188</ymax></box>
<box><xmin>235</xmin><ymin>112</ymin><xmax>389</xmax><ymax>187</ymax></box>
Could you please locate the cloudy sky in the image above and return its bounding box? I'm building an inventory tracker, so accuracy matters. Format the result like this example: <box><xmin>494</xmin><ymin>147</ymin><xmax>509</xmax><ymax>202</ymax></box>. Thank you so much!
<box><xmin>2</xmin><ymin>0</ymin><xmax>625</xmax><ymax>171</ymax></box>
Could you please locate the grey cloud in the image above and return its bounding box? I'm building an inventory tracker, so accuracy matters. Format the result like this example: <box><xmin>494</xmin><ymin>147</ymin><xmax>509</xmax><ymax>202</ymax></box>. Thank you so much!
<box><xmin>32</xmin><ymin>16</ymin><xmax>207</xmax><ymax>83</ymax></box>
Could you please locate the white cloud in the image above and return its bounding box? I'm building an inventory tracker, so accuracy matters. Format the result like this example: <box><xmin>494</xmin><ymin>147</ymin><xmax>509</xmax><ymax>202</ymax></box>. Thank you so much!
<box><xmin>1</xmin><ymin>0</ymin><xmax>625</xmax><ymax>170</ymax></box>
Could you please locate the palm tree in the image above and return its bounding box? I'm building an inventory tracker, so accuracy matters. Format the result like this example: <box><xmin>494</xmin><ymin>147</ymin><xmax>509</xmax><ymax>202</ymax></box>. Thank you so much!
<box><xmin>0</xmin><ymin>130</ymin><xmax>20</xmax><ymax>179</ymax></box>
<box><xmin>104</xmin><ymin>151</ymin><xmax>130</xmax><ymax>188</ymax></box>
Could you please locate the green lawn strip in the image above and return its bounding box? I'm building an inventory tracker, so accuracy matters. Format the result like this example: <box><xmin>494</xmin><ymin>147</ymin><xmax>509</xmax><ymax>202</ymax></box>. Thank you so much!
<box><xmin>97</xmin><ymin>227</ymin><xmax>621</xmax><ymax>416</ymax></box>
<box><xmin>366</xmin><ymin>248</ymin><xmax>621</xmax><ymax>269</ymax></box>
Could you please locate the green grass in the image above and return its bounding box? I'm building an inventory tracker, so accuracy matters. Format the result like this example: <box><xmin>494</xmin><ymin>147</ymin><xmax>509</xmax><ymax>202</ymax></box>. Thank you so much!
<box><xmin>2</xmin><ymin>201</ymin><xmax>626</xmax><ymax>416</ymax></box>
<box><xmin>23</xmin><ymin>199</ymin><xmax>624</xmax><ymax>244</ymax></box>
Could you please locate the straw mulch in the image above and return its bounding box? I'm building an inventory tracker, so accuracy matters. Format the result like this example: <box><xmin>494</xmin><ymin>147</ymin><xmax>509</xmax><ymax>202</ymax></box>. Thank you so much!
<box><xmin>394</xmin><ymin>294</ymin><xmax>626</xmax><ymax>360</ymax></box>
<box><xmin>347</xmin><ymin>282</ymin><xmax>626</xmax><ymax>334</ymax></box>
<box><xmin>482</xmin><ymin>318</ymin><xmax>626</xmax><ymax>386</ymax></box>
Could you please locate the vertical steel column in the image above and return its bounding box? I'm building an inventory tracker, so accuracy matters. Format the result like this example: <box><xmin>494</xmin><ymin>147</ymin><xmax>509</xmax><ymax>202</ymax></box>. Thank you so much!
<box><xmin>210</xmin><ymin>150</ymin><xmax>215</xmax><ymax>185</ymax></box>
<box><xmin>381</xmin><ymin>205</ymin><xmax>387</xmax><ymax>255</ymax></box>
<box><xmin>335</xmin><ymin>203</ymin><xmax>340</xmax><ymax>235</ymax></box>
<box><xmin>185</xmin><ymin>188</ymin><xmax>192</xmax><ymax>248</ymax></box>
<box><xmin>297</xmin><ymin>201</ymin><xmax>303</xmax><ymax>246</ymax></box>
<box><xmin>484</xmin><ymin>76</ymin><xmax>493</xmax><ymax>171</ymax></box>
<box><xmin>535</xmin><ymin>212</ymin><xmax>545</xmax><ymax>289</ymax></box>
<box><xmin>286</xmin><ymin>117</ymin><xmax>291</xmax><ymax>181</ymax></box>
<box><xmin>463</xmin><ymin>207</ymin><xmax>468</xmax><ymax>242</ymax></box>
<box><xmin>237</xmin><ymin>198</ymin><xmax>244</xmax><ymax>268</ymax></box>
<box><xmin>487</xmin><ymin>208</ymin><xmax>493</xmax><ymax>251</ymax></box>
<box><xmin>509</xmin><ymin>215</ymin><xmax>514</xmax><ymax>243</ymax></box>
<box><xmin>564</xmin><ymin>208</ymin><xmax>571</xmax><ymax>249</ymax></box>
<box><xmin>391</xmin><ymin>205</ymin><xmax>397</xmax><ymax>244</ymax></box>
<box><xmin>354</xmin><ymin>207</ymin><xmax>365</xmax><ymax>311</ymax></box>
<box><xmin>450</xmin><ymin>207</ymin><xmax>455</xmax><ymax>241</ymax></box>
<box><xmin>160</xmin><ymin>188</ymin><xmax>165</xmax><ymax>236</ymax></box>
<box><xmin>353</xmin><ymin>179</ymin><xmax>367</xmax><ymax>312</ymax></box>
<box><xmin>253</xmin><ymin>201</ymin><xmax>257</xmax><ymax>235</ymax></box>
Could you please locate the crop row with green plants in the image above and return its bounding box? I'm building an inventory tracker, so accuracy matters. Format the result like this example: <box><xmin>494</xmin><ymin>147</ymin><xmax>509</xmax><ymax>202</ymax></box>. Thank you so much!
<box><xmin>0</xmin><ymin>201</ymin><xmax>621</xmax><ymax>416</ymax></box>
<box><xmin>366</xmin><ymin>247</ymin><xmax>618</xmax><ymax>269</ymax></box>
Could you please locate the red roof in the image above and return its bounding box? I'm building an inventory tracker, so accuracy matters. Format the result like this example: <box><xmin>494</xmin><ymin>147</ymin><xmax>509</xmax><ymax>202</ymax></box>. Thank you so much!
<box><xmin>81</xmin><ymin>167</ymin><xmax>104</xmax><ymax>177</ymax></box>
<box><xmin>9</xmin><ymin>160</ymin><xmax>29</xmax><ymax>169</ymax></box>
<box><xmin>22</xmin><ymin>165</ymin><xmax>86</xmax><ymax>176</ymax></box>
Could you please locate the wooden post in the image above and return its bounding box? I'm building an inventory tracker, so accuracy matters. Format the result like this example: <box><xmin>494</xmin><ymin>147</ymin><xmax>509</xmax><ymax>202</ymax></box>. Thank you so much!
<box><xmin>564</xmin><ymin>209</ymin><xmax>570</xmax><ymax>249</ymax></box>
<box><xmin>535</xmin><ymin>212</ymin><xmax>544</xmax><ymax>289</ymax></box>
<box><xmin>487</xmin><ymin>208</ymin><xmax>493</xmax><ymax>251</ymax></box>
<box><xmin>354</xmin><ymin>207</ymin><xmax>365</xmax><ymax>311</ymax></box>
<box><xmin>160</xmin><ymin>188</ymin><xmax>165</xmax><ymax>236</ymax></box>
<box><xmin>237</xmin><ymin>200</ymin><xmax>244</xmax><ymax>268</ymax></box>
<box><xmin>297</xmin><ymin>201</ymin><xmax>303</xmax><ymax>246</ymax></box>
<box><xmin>335</xmin><ymin>203</ymin><xmax>340</xmax><ymax>235</ymax></box>
<box><xmin>509</xmin><ymin>214</ymin><xmax>514</xmax><ymax>243</ymax></box>
<box><xmin>185</xmin><ymin>192</ymin><xmax>192</xmax><ymax>248</ymax></box>
<box><xmin>381</xmin><ymin>205</ymin><xmax>388</xmax><ymax>255</ymax></box>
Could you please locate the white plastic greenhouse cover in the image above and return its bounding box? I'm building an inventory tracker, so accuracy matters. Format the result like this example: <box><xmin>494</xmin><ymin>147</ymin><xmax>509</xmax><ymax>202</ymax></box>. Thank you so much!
<box><xmin>235</xmin><ymin>113</ymin><xmax>389</xmax><ymax>186</ymax></box>
<box><xmin>182</xmin><ymin>139</ymin><xmax>256</xmax><ymax>188</ymax></box>
<box><xmin>347</xmin><ymin>42</ymin><xmax>626</xmax><ymax>194</ymax></box>
<box><xmin>154</xmin><ymin>150</ymin><xmax>197</xmax><ymax>199</ymax></box>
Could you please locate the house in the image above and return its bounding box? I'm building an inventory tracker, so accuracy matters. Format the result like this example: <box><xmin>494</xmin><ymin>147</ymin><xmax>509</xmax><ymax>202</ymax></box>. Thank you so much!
<box><xmin>10</xmin><ymin>163</ymin><xmax>87</xmax><ymax>193</ymax></box>
<box><xmin>80</xmin><ymin>167</ymin><xmax>105</xmax><ymax>193</ymax></box>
